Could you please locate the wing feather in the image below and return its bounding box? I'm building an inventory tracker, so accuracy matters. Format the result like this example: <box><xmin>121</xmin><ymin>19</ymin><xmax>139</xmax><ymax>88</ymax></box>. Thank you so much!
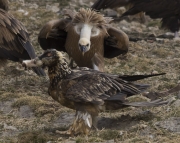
<box><xmin>121</xmin><ymin>0</ymin><xmax>180</xmax><ymax>32</ymax></box>
<box><xmin>65</xmin><ymin>74</ymin><xmax>144</xmax><ymax>105</ymax></box>
<box><xmin>0</xmin><ymin>9</ymin><xmax>45</xmax><ymax>76</ymax></box>
<box><xmin>38</xmin><ymin>19</ymin><xmax>70</xmax><ymax>52</ymax></box>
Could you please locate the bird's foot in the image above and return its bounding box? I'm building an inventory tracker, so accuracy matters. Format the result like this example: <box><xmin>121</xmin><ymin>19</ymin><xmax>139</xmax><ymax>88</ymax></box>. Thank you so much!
<box><xmin>56</xmin><ymin>129</ymin><xmax>73</xmax><ymax>136</ymax></box>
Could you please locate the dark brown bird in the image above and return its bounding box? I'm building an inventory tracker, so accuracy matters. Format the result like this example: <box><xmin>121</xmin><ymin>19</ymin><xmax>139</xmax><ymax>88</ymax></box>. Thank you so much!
<box><xmin>23</xmin><ymin>49</ymin><xmax>167</xmax><ymax>135</ymax></box>
<box><xmin>121</xmin><ymin>0</ymin><xmax>180</xmax><ymax>37</ymax></box>
<box><xmin>91</xmin><ymin>0</ymin><xmax>146</xmax><ymax>23</ymax></box>
<box><xmin>0</xmin><ymin>0</ymin><xmax>45</xmax><ymax>76</ymax></box>
<box><xmin>38</xmin><ymin>8</ymin><xmax>129</xmax><ymax>72</ymax></box>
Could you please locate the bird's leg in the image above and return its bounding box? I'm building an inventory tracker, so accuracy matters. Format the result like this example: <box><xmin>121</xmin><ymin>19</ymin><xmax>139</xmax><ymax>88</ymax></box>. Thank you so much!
<box><xmin>56</xmin><ymin>129</ymin><xmax>72</xmax><ymax>136</ymax></box>
<box><xmin>92</xmin><ymin>116</ymin><xmax>98</xmax><ymax>131</ymax></box>
<box><xmin>56</xmin><ymin>111</ymin><xmax>92</xmax><ymax>136</ymax></box>
<box><xmin>174</xmin><ymin>31</ymin><xmax>179</xmax><ymax>38</ymax></box>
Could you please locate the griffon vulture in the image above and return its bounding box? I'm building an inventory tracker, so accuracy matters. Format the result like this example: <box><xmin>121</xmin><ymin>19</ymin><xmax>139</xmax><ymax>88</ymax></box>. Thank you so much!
<box><xmin>121</xmin><ymin>0</ymin><xmax>180</xmax><ymax>37</ymax></box>
<box><xmin>0</xmin><ymin>0</ymin><xmax>45</xmax><ymax>76</ymax></box>
<box><xmin>23</xmin><ymin>49</ymin><xmax>167</xmax><ymax>135</ymax></box>
<box><xmin>38</xmin><ymin>8</ymin><xmax>129</xmax><ymax>72</ymax></box>
<box><xmin>91</xmin><ymin>0</ymin><xmax>145</xmax><ymax>23</ymax></box>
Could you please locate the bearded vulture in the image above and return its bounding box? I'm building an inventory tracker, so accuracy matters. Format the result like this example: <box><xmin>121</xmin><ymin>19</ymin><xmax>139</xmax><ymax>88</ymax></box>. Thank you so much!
<box><xmin>121</xmin><ymin>0</ymin><xmax>180</xmax><ymax>37</ymax></box>
<box><xmin>0</xmin><ymin>0</ymin><xmax>45</xmax><ymax>76</ymax></box>
<box><xmin>38</xmin><ymin>8</ymin><xmax>129</xmax><ymax>72</ymax></box>
<box><xmin>91</xmin><ymin>0</ymin><xmax>145</xmax><ymax>23</ymax></box>
<box><xmin>23</xmin><ymin>49</ymin><xmax>167</xmax><ymax>135</ymax></box>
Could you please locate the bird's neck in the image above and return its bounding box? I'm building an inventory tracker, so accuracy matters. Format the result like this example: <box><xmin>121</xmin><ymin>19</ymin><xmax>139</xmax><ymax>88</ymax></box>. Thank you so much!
<box><xmin>0</xmin><ymin>0</ymin><xmax>9</xmax><ymax>11</ymax></box>
<box><xmin>48</xmin><ymin>60</ymin><xmax>72</xmax><ymax>87</ymax></box>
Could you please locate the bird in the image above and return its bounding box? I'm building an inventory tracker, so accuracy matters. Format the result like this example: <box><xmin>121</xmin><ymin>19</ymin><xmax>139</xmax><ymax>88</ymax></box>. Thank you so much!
<box><xmin>38</xmin><ymin>8</ymin><xmax>129</xmax><ymax>72</ymax></box>
<box><xmin>0</xmin><ymin>0</ymin><xmax>45</xmax><ymax>76</ymax></box>
<box><xmin>22</xmin><ymin>49</ymin><xmax>167</xmax><ymax>136</ymax></box>
<box><xmin>121</xmin><ymin>0</ymin><xmax>180</xmax><ymax>38</ymax></box>
<box><xmin>91</xmin><ymin>0</ymin><xmax>146</xmax><ymax>23</ymax></box>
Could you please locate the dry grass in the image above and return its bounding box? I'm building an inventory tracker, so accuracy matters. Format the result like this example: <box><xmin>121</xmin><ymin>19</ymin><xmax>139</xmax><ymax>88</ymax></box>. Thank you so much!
<box><xmin>0</xmin><ymin>0</ymin><xmax>180</xmax><ymax>142</ymax></box>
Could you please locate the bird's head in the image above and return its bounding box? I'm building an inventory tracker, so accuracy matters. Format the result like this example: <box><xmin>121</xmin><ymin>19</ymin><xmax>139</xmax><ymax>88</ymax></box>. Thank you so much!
<box><xmin>78</xmin><ymin>38</ymin><xmax>91</xmax><ymax>55</ymax></box>
<box><xmin>22</xmin><ymin>49</ymin><xmax>65</xmax><ymax>68</ymax></box>
<box><xmin>71</xmin><ymin>8</ymin><xmax>112</xmax><ymax>55</ymax></box>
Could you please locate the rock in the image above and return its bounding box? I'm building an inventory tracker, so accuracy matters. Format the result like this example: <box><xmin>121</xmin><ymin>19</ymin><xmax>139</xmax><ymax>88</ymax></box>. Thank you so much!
<box><xmin>122</xmin><ymin>26</ymin><xmax>131</xmax><ymax>32</ymax></box>
<box><xmin>27</xmin><ymin>3</ymin><xmax>39</xmax><ymax>9</ymax></box>
<box><xmin>172</xmin><ymin>99</ymin><xmax>180</xmax><ymax>107</ymax></box>
<box><xmin>4</xmin><ymin>123</ymin><xmax>18</xmax><ymax>131</ymax></box>
<box><xmin>104</xmin><ymin>9</ymin><xmax>117</xmax><ymax>17</ymax></box>
<box><xmin>148</xmin><ymin>26</ymin><xmax>159</xmax><ymax>31</ymax></box>
<box><xmin>53</xmin><ymin>113</ymin><xmax>75</xmax><ymax>128</ymax></box>
<box><xmin>156</xmin><ymin>117</ymin><xmax>180</xmax><ymax>133</ymax></box>
<box><xmin>17</xmin><ymin>9</ymin><xmax>29</xmax><ymax>15</ymax></box>
<box><xmin>18</xmin><ymin>105</ymin><xmax>34</xmax><ymax>118</ymax></box>
<box><xmin>0</xmin><ymin>101</ymin><xmax>13</xmax><ymax>114</ymax></box>
<box><xmin>46</xmin><ymin>3</ymin><xmax>60</xmax><ymax>13</ymax></box>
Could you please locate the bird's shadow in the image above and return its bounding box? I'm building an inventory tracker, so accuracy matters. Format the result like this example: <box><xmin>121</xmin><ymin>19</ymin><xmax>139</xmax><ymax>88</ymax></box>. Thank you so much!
<box><xmin>97</xmin><ymin>110</ymin><xmax>155</xmax><ymax>130</ymax></box>
<box><xmin>46</xmin><ymin>110</ymin><xmax>156</xmax><ymax>135</ymax></box>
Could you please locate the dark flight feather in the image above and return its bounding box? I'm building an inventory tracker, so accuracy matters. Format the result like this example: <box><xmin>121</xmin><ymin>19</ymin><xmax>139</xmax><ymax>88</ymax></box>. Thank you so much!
<box><xmin>92</xmin><ymin>0</ymin><xmax>130</xmax><ymax>10</ymax></box>
<box><xmin>121</xmin><ymin>0</ymin><xmax>180</xmax><ymax>33</ymax></box>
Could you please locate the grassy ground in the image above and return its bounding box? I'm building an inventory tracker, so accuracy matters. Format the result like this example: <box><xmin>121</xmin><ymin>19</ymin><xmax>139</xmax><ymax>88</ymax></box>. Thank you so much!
<box><xmin>1</xmin><ymin>0</ymin><xmax>180</xmax><ymax>142</ymax></box>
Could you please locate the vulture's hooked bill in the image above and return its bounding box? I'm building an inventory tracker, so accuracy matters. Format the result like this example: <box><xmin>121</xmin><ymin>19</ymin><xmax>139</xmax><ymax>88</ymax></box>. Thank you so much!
<box><xmin>91</xmin><ymin>0</ymin><xmax>146</xmax><ymax>23</ymax></box>
<box><xmin>0</xmin><ymin>0</ymin><xmax>45</xmax><ymax>76</ymax></box>
<box><xmin>23</xmin><ymin>49</ymin><xmax>168</xmax><ymax>136</ymax></box>
<box><xmin>38</xmin><ymin>8</ymin><xmax>129</xmax><ymax>72</ymax></box>
<box><xmin>121</xmin><ymin>0</ymin><xmax>180</xmax><ymax>37</ymax></box>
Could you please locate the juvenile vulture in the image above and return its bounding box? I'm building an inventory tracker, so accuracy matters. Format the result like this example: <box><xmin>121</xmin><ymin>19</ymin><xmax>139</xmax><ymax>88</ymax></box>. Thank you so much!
<box><xmin>0</xmin><ymin>0</ymin><xmax>45</xmax><ymax>76</ymax></box>
<box><xmin>91</xmin><ymin>0</ymin><xmax>145</xmax><ymax>23</ymax></box>
<box><xmin>121</xmin><ymin>0</ymin><xmax>180</xmax><ymax>37</ymax></box>
<box><xmin>38</xmin><ymin>8</ymin><xmax>129</xmax><ymax>72</ymax></box>
<box><xmin>23</xmin><ymin>49</ymin><xmax>167</xmax><ymax>135</ymax></box>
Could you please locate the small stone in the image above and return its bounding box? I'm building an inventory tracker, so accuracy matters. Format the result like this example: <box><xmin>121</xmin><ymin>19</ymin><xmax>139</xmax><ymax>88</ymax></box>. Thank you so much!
<box><xmin>46</xmin><ymin>3</ymin><xmax>60</xmax><ymax>13</ymax></box>
<box><xmin>4</xmin><ymin>123</ymin><xmax>17</xmax><ymax>131</ymax></box>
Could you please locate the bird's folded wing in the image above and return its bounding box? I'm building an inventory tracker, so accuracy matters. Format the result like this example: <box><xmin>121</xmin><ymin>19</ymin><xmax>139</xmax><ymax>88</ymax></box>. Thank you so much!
<box><xmin>0</xmin><ymin>9</ymin><xmax>28</xmax><ymax>53</ymax></box>
<box><xmin>65</xmin><ymin>74</ymin><xmax>141</xmax><ymax>105</ymax></box>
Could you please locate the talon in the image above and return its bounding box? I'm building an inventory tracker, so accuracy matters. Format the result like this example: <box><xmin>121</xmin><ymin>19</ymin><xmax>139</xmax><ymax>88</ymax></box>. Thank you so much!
<box><xmin>56</xmin><ymin>130</ymin><xmax>72</xmax><ymax>136</ymax></box>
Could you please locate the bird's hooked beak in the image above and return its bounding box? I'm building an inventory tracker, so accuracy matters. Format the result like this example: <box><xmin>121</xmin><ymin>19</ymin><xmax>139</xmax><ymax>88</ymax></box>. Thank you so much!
<box><xmin>22</xmin><ymin>57</ymin><xmax>43</xmax><ymax>69</ymax></box>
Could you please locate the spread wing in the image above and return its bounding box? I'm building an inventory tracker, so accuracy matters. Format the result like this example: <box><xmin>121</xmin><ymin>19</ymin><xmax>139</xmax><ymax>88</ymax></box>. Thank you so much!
<box><xmin>65</xmin><ymin>73</ymin><xmax>147</xmax><ymax>105</ymax></box>
<box><xmin>92</xmin><ymin>0</ymin><xmax>130</xmax><ymax>10</ymax></box>
<box><xmin>38</xmin><ymin>19</ymin><xmax>70</xmax><ymax>52</ymax></box>
<box><xmin>0</xmin><ymin>9</ymin><xmax>45</xmax><ymax>76</ymax></box>
<box><xmin>104</xmin><ymin>27</ymin><xmax>129</xmax><ymax>58</ymax></box>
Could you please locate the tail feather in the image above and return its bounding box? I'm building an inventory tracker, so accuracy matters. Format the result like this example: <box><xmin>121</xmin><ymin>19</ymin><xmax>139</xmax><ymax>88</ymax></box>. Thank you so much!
<box><xmin>123</xmin><ymin>99</ymin><xmax>168</xmax><ymax>107</ymax></box>
<box><xmin>119</xmin><ymin>73</ymin><xmax>166</xmax><ymax>81</ymax></box>
<box><xmin>134</xmin><ymin>83</ymin><xmax>150</xmax><ymax>92</ymax></box>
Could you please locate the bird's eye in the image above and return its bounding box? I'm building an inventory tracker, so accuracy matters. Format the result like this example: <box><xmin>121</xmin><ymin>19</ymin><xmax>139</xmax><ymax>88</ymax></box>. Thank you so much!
<box><xmin>77</xmin><ymin>27</ymin><xmax>81</xmax><ymax>32</ymax></box>
<box><xmin>86</xmin><ymin>44</ymin><xmax>89</xmax><ymax>47</ymax></box>
<box><xmin>47</xmin><ymin>52</ymin><xmax>52</xmax><ymax>57</ymax></box>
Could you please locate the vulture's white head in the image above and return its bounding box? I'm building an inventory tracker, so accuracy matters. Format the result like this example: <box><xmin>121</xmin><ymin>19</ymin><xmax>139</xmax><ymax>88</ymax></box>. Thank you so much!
<box><xmin>71</xmin><ymin>8</ymin><xmax>112</xmax><ymax>54</ymax></box>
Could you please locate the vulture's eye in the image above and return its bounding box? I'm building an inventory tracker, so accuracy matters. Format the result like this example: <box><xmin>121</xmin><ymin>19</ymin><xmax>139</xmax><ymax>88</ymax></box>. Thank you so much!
<box><xmin>91</xmin><ymin>27</ymin><xmax>100</xmax><ymax>37</ymax></box>
<box><xmin>77</xmin><ymin>27</ymin><xmax>81</xmax><ymax>33</ymax></box>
